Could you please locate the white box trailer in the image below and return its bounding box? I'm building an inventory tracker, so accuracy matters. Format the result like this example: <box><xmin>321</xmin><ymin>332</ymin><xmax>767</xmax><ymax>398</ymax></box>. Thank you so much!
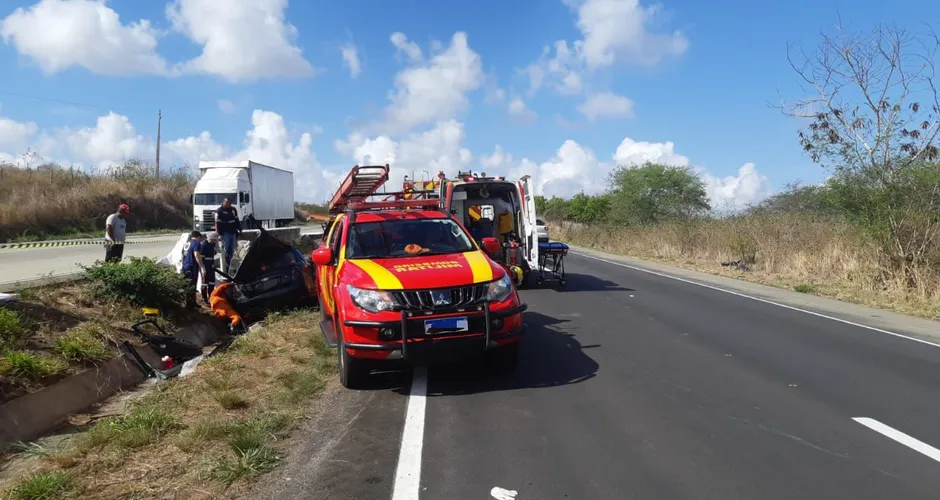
<box><xmin>193</xmin><ymin>160</ymin><xmax>295</xmax><ymax>231</ymax></box>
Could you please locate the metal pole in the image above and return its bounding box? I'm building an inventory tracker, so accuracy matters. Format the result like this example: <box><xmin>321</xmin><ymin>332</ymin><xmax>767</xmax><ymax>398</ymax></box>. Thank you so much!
<box><xmin>155</xmin><ymin>109</ymin><xmax>162</xmax><ymax>178</ymax></box>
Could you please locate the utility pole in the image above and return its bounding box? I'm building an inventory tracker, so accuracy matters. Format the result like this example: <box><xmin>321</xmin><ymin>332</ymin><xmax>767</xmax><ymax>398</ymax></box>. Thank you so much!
<box><xmin>155</xmin><ymin>109</ymin><xmax>162</xmax><ymax>178</ymax></box>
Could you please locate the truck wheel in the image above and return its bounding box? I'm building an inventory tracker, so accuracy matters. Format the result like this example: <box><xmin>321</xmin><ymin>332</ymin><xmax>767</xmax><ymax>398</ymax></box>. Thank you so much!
<box><xmin>487</xmin><ymin>341</ymin><xmax>520</xmax><ymax>375</ymax></box>
<box><xmin>338</xmin><ymin>334</ymin><xmax>370</xmax><ymax>389</ymax></box>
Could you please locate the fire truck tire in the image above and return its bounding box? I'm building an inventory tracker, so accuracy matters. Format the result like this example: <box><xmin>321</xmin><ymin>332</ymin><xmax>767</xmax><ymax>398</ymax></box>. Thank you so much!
<box><xmin>338</xmin><ymin>334</ymin><xmax>369</xmax><ymax>389</ymax></box>
<box><xmin>487</xmin><ymin>341</ymin><xmax>520</xmax><ymax>374</ymax></box>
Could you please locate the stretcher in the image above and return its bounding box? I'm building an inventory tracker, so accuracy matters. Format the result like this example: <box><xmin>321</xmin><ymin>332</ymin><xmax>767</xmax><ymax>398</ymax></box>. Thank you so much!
<box><xmin>536</xmin><ymin>242</ymin><xmax>568</xmax><ymax>289</ymax></box>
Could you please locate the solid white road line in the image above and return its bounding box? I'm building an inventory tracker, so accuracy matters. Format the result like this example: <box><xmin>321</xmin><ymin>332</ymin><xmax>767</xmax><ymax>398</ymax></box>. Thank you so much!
<box><xmin>853</xmin><ymin>417</ymin><xmax>940</xmax><ymax>464</ymax></box>
<box><xmin>573</xmin><ymin>251</ymin><xmax>940</xmax><ymax>350</ymax></box>
<box><xmin>391</xmin><ymin>366</ymin><xmax>429</xmax><ymax>500</ymax></box>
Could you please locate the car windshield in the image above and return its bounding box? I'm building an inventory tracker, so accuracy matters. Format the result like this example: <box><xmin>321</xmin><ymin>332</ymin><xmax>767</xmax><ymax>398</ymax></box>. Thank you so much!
<box><xmin>346</xmin><ymin>218</ymin><xmax>475</xmax><ymax>259</ymax></box>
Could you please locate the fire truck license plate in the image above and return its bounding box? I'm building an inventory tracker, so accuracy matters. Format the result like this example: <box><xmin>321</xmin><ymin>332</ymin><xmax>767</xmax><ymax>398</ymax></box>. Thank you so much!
<box><xmin>424</xmin><ymin>317</ymin><xmax>469</xmax><ymax>335</ymax></box>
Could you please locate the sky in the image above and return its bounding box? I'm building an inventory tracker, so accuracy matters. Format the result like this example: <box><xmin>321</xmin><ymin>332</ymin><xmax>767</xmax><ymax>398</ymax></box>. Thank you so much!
<box><xmin>0</xmin><ymin>0</ymin><xmax>933</xmax><ymax>207</ymax></box>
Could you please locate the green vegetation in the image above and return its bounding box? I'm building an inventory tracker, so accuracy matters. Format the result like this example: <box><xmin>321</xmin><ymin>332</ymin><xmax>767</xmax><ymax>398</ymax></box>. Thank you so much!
<box><xmin>0</xmin><ymin>350</ymin><xmax>63</xmax><ymax>380</ymax></box>
<box><xmin>83</xmin><ymin>257</ymin><xmax>190</xmax><ymax>308</ymax></box>
<box><xmin>0</xmin><ymin>310</ymin><xmax>336</xmax><ymax>499</ymax></box>
<box><xmin>7</xmin><ymin>470</ymin><xmax>74</xmax><ymax>500</ymax></box>
<box><xmin>0</xmin><ymin>308</ymin><xmax>28</xmax><ymax>349</ymax></box>
<box><xmin>54</xmin><ymin>324</ymin><xmax>111</xmax><ymax>364</ymax></box>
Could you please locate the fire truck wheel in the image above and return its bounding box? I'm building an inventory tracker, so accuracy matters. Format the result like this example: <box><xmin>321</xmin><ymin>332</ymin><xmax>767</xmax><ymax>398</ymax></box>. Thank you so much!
<box><xmin>338</xmin><ymin>334</ymin><xmax>369</xmax><ymax>389</ymax></box>
<box><xmin>487</xmin><ymin>341</ymin><xmax>520</xmax><ymax>374</ymax></box>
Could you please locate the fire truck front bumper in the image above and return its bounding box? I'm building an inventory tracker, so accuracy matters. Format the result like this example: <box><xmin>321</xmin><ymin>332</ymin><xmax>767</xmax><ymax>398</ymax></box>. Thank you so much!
<box><xmin>342</xmin><ymin>302</ymin><xmax>527</xmax><ymax>363</ymax></box>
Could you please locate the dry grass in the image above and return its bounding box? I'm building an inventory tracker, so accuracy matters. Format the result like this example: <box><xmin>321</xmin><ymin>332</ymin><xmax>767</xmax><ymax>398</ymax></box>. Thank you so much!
<box><xmin>0</xmin><ymin>163</ymin><xmax>195</xmax><ymax>242</ymax></box>
<box><xmin>0</xmin><ymin>309</ymin><xmax>335</xmax><ymax>499</ymax></box>
<box><xmin>554</xmin><ymin>215</ymin><xmax>940</xmax><ymax>320</ymax></box>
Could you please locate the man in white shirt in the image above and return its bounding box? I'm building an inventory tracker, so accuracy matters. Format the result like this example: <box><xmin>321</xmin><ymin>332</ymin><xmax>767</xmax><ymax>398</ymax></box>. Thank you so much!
<box><xmin>105</xmin><ymin>204</ymin><xmax>130</xmax><ymax>263</ymax></box>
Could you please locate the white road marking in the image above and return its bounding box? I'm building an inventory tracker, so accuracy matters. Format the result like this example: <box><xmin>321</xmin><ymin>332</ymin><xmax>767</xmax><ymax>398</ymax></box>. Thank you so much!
<box><xmin>574</xmin><ymin>252</ymin><xmax>940</xmax><ymax>349</ymax></box>
<box><xmin>391</xmin><ymin>366</ymin><xmax>428</xmax><ymax>500</ymax></box>
<box><xmin>490</xmin><ymin>486</ymin><xmax>519</xmax><ymax>499</ymax></box>
<box><xmin>853</xmin><ymin>417</ymin><xmax>940</xmax><ymax>463</ymax></box>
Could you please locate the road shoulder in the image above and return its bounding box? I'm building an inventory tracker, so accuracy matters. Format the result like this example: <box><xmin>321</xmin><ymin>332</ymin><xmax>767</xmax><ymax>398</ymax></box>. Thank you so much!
<box><xmin>569</xmin><ymin>244</ymin><xmax>940</xmax><ymax>344</ymax></box>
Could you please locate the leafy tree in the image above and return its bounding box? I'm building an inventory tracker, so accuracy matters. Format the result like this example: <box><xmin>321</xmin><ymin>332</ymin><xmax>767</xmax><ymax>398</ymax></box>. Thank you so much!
<box><xmin>779</xmin><ymin>22</ymin><xmax>940</xmax><ymax>284</ymax></box>
<box><xmin>606</xmin><ymin>162</ymin><xmax>711</xmax><ymax>225</ymax></box>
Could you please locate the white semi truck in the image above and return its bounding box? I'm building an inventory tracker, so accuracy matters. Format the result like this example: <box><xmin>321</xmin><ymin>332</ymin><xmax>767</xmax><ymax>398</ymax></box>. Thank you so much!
<box><xmin>192</xmin><ymin>160</ymin><xmax>295</xmax><ymax>231</ymax></box>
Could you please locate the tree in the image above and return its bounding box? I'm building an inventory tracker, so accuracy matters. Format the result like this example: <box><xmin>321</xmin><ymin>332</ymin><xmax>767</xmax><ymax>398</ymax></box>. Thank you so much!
<box><xmin>749</xmin><ymin>181</ymin><xmax>836</xmax><ymax>217</ymax></box>
<box><xmin>779</xmin><ymin>22</ymin><xmax>940</xmax><ymax>285</ymax></box>
<box><xmin>780</xmin><ymin>23</ymin><xmax>940</xmax><ymax>179</ymax></box>
<box><xmin>606</xmin><ymin>162</ymin><xmax>710</xmax><ymax>225</ymax></box>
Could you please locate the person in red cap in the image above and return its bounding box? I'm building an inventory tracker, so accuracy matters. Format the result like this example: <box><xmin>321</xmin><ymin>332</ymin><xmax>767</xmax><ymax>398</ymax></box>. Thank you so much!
<box><xmin>105</xmin><ymin>204</ymin><xmax>130</xmax><ymax>263</ymax></box>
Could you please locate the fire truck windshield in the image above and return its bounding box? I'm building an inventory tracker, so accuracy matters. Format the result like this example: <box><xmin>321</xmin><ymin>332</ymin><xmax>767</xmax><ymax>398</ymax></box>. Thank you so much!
<box><xmin>346</xmin><ymin>218</ymin><xmax>476</xmax><ymax>259</ymax></box>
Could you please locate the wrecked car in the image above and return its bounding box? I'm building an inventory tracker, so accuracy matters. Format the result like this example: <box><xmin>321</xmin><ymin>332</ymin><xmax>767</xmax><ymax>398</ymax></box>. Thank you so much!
<box><xmin>214</xmin><ymin>227</ymin><xmax>317</xmax><ymax>323</ymax></box>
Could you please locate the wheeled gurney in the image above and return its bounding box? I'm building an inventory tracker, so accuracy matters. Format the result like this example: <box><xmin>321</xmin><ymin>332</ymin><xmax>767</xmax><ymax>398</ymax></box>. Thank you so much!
<box><xmin>536</xmin><ymin>241</ymin><xmax>568</xmax><ymax>289</ymax></box>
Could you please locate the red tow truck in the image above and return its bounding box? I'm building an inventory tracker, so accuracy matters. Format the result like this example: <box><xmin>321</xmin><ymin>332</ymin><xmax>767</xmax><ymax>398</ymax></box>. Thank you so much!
<box><xmin>312</xmin><ymin>165</ymin><xmax>528</xmax><ymax>388</ymax></box>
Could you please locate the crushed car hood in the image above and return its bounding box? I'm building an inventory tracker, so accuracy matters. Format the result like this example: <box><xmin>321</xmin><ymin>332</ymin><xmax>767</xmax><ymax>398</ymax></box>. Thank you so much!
<box><xmin>230</xmin><ymin>229</ymin><xmax>300</xmax><ymax>283</ymax></box>
<box><xmin>343</xmin><ymin>250</ymin><xmax>503</xmax><ymax>290</ymax></box>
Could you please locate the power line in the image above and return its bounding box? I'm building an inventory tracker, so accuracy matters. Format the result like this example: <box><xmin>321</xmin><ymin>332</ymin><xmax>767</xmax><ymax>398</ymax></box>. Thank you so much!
<box><xmin>0</xmin><ymin>89</ymin><xmax>150</xmax><ymax>115</ymax></box>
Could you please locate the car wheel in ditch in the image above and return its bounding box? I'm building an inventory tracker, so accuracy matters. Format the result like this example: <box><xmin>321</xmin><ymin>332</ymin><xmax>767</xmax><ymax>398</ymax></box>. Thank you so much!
<box><xmin>338</xmin><ymin>333</ymin><xmax>370</xmax><ymax>389</ymax></box>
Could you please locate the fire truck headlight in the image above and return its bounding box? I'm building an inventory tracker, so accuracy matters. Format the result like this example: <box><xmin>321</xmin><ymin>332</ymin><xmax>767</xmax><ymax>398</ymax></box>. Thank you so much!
<box><xmin>486</xmin><ymin>274</ymin><xmax>513</xmax><ymax>303</ymax></box>
<box><xmin>347</xmin><ymin>285</ymin><xmax>394</xmax><ymax>313</ymax></box>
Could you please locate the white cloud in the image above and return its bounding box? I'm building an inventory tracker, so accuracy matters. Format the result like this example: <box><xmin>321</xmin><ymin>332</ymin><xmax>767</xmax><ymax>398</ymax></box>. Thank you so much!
<box><xmin>374</xmin><ymin>31</ymin><xmax>483</xmax><ymax>135</ymax></box>
<box><xmin>569</xmin><ymin>0</ymin><xmax>689</xmax><ymax>69</ymax></box>
<box><xmin>522</xmin><ymin>0</ymin><xmax>688</xmax><ymax>100</ymax></box>
<box><xmin>477</xmin><ymin>137</ymin><xmax>773</xmax><ymax>209</ymax></box>
<box><xmin>166</xmin><ymin>0</ymin><xmax>315</xmax><ymax>82</ymax></box>
<box><xmin>340</xmin><ymin>42</ymin><xmax>361</xmax><ymax>78</ymax></box>
<box><xmin>508</xmin><ymin>97</ymin><xmax>537</xmax><ymax>123</ymax></box>
<box><xmin>335</xmin><ymin>120</ymin><xmax>474</xmax><ymax>195</ymax></box>
<box><xmin>697</xmin><ymin>163</ymin><xmax>774</xmax><ymax>211</ymax></box>
<box><xmin>61</xmin><ymin>112</ymin><xmax>154</xmax><ymax>170</ymax></box>
<box><xmin>578</xmin><ymin>92</ymin><xmax>635</xmax><ymax>121</ymax></box>
<box><xmin>0</xmin><ymin>0</ymin><xmax>168</xmax><ymax>76</ymax></box>
<box><xmin>612</xmin><ymin>137</ymin><xmax>688</xmax><ymax>166</ymax></box>
<box><xmin>217</xmin><ymin>99</ymin><xmax>237</xmax><ymax>115</ymax></box>
<box><xmin>0</xmin><ymin>115</ymin><xmax>39</xmax><ymax>154</ymax></box>
<box><xmin>390</xmin><ymin>32</ymin><xmax>423</xmax><ymax>63</ymax></box>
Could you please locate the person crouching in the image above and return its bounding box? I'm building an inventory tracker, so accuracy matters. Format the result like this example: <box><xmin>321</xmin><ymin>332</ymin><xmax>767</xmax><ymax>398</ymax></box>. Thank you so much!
<box><xmin>200</xmin><ymin>232</ymin><xmax>219</xmax><ymax>304</ymax></box>
<box><xmin>181</xmin><ymin>230</ymin><xmax>202</xmax><ymax>307</ymax></box>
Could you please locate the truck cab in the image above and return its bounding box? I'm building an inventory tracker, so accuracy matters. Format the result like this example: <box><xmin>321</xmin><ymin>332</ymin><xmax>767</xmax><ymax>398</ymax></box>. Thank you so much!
<box><xmin>192</xmin><ymin>160</ymin><xmax>295</xmax><ymax>231</ymax></box>
<box><xmin>312</xmin><ymin>165</ymin><xmax>528</xmax><ymax>389</ymax></box>
<box><xmin>438</xmin><ymin>171</ymin><xmax>539</xmax><ymax>287</ymax></box>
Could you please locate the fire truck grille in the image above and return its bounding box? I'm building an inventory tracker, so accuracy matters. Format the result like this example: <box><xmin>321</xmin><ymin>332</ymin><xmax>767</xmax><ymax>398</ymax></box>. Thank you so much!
<box><xmin>391</xmin><ymin>284</ymin><xmax>488</xmax><ymax>310</ymax></box>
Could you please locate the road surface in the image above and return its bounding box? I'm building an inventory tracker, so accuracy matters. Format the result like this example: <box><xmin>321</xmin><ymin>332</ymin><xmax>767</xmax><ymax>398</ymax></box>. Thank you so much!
<box><xmin>249</xmin><ymin>247</ymin><xmax>940</xmax><ymax>500</ymax></box>
<box><xmin>0</xmin><ymin>227</ymin><xmax>323</xmax><ymax>291</ymax></box>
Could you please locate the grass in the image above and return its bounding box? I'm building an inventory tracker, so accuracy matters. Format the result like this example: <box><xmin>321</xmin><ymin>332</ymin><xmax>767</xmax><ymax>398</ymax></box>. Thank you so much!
<box><xmin>6</xmin><ymin>470</ymin><xmax>74</xmax><ymax>500</ymax></box>
<box><xmin>0</xmin><ymin>309</ymin><xmax>336</xmax><ymax>499</ymax></box>
<box><xmin>0</xmin><ymin>351</ymin><xmax>63</xmax><ymax>380</ymax></box>
<box><xmin>553</xmin><ymin>214</ymin><xmax>940</xmax><ymax>321</ymax></box>
<box><xmin>53</xmin><ymin>324</ymin><xmax>110</xmax><ymax>364</ymax></box>
<box><xmin>0</xmin><ymin>308</ymin><xmax>27</xmax><ymax>349</ymax></box>
<box><xmin>0</xmin><ymin>160</ymin><xmax>196</xmax><ymax>243</ymax></box>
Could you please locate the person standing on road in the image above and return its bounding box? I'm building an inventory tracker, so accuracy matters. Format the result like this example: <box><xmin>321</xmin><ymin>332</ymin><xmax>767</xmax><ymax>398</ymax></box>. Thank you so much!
<box><xmin>198</xmin><ymin>232</ymin><xmax>219</xmax><ymax>304</ymax></box>
<box><xmin>104</xmin><ymin>204</ymin><xmax>130</xmax><ymax>263</ymax></box>
<box><xmin>181</xmin><ymin>230</ymin><xmax>202</xmax><ymax>307</ymax></box>
<box><xmin>214</xmin><ymin>198</ymin><xmax>241</xmax><ymax>271</ymax></box>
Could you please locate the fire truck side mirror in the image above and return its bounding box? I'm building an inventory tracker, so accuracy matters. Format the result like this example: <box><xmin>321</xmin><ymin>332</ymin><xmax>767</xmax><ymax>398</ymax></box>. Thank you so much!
<box><xmin>311</xmin><ymin>247</ymin><xmax>333</xmax><ymax>266</ymax></box>
<box><xmin>481</xmin><ymin>237</ymin><xmax>500</xmax><ymax>255</ymax></box>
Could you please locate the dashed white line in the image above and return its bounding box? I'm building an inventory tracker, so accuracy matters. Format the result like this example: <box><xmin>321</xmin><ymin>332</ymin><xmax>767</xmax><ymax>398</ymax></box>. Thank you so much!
<box><xmin>491</xmin><ymin>486</ymin><xmax>519</xmax><ymax>499</ymax></box>
<box><xmin>573</xmin><ymin>251</ymin><xmax>940</xmax><ymax>349</ymax></box>
<box><xmin>391</xmin><ymin>366</ymin><xmax>428</xmax><ymax>500</ymax></box>
<box><xmin>853</xmin><ymin>417</ymin><xmax>940</xmax><ymax>463</ymax></box>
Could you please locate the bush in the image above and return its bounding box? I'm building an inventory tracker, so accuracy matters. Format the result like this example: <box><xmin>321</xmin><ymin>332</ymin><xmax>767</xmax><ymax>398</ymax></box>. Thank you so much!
<box><xmin>0</xmin><ymin>309</ymin><xmax>27</xmax><ymax>349</ymax></box>
<box><xmin>83</xmin><ymin>257</ymin><xmax>190</xmax><ymax>308</ymax></box>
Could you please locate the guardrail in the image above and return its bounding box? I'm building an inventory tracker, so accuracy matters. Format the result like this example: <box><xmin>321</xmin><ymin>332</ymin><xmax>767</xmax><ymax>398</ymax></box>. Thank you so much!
<box><xmin>0</xmin><ymin>226</ymin><xmax>320</xmax><ymax>293</ymax></box>
<box><xmin>0</xmin><ymin>234</ymin><xmax>180</xmax><ymax>250</ymax></box>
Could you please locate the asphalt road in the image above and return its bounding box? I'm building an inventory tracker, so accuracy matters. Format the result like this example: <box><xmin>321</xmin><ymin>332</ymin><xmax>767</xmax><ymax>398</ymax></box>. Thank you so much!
<box><xmin>247</xmin><ymin>248</ymin><xmax>940</xmax><ymax>500</ymax></box>
<box><xmin>0</xmin><ymin>227</ymin><xmax>323</xmax><ymax>290</ymax></box>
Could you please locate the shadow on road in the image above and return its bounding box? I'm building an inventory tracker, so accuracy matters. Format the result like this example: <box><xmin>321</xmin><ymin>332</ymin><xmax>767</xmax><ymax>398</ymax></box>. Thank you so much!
<box><xmin>353</xmin><ymin>312</ymin><xmax>599</xmax><ymax>395</ymax></box>
<box><xmin>422</xmin><ymin>311</ymin><xmax>599</xmax><ymax>396</ymax></box>
<box><xmin>532</xmin><ymin>272</ymin><xmax>633</xmax><ymax>293</ymax></box>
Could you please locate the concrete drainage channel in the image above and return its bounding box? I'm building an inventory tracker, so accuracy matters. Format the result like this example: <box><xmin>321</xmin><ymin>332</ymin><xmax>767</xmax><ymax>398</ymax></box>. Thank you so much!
<box><xmin>0</xmin><ymin>226</ymin><xmax>321</xmax><ymax>452</ymax></box>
